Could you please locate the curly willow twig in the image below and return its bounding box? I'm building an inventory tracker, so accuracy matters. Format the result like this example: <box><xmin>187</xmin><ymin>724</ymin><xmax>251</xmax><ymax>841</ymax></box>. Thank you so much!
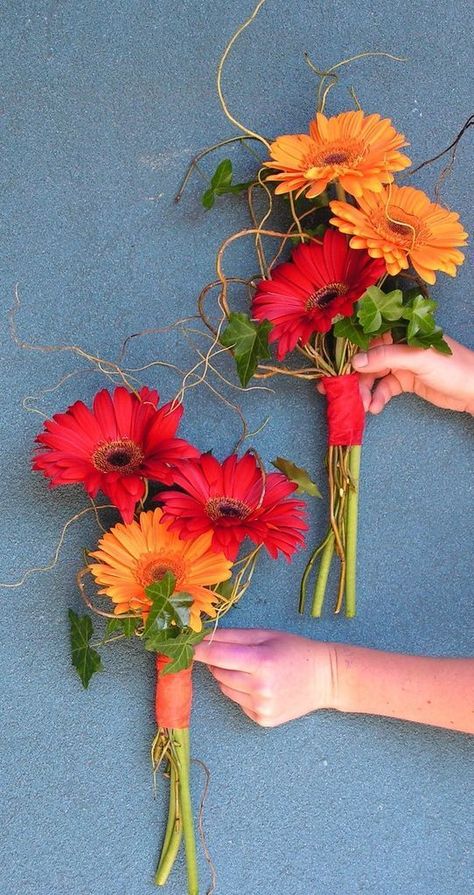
<box><xmin>216</xmin><ymin>0</ymin><xmax>271</xmax><ymax>151</ymax></box>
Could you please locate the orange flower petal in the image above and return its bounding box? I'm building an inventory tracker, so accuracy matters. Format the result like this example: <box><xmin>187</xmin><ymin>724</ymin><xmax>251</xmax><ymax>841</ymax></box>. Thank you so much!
<box><xmin>330</xmin><ymin>185</ymin><xmax>467</xmax><ymax>284</ymax></box>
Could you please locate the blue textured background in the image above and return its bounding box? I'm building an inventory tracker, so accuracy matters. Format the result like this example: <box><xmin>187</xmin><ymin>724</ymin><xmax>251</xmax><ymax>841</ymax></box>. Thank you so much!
<box><xmin>1</xmin><ymin>2</ymin><xmax>473</xmax><ymax>894</ymax></box>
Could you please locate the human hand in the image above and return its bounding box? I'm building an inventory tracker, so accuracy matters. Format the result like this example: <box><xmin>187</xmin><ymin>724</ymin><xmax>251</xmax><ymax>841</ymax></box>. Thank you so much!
<box><xmin>351</xmin><ymin>334</ymin><xmax>474</xmax><ymax>414</ymax></box>
<box><xmin>194</xmin><ymin>628</ymin><xmax>334</xmax><ymax>727</ymax></box>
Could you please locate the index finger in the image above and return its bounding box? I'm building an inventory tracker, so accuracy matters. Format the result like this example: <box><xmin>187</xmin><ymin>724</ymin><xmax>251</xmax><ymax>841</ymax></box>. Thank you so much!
<box><xmin>194</xmin><ymin>639</ymin><xmax>258</xmax><ymax>672</ymax></box>
<box><xmin>202</xmin><ymin>627</ymin><xmax>272</xmax><ymax>644</ymax></box>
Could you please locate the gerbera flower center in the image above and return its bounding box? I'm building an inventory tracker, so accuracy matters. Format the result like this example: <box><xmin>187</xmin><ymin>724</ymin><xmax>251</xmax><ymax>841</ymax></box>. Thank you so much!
<box><xmin>306</xmin><ymin>139</ymin><xmax>366</xmax><ymax>174</ymax></box>
<box><xmin>92</xmin><ymin>438</ymin><xmax>144</xmax><ymax>474</ymax></box>
<box><xmin>136</xmin><ymin>552</ymin><xmax>185</xmax><ymax>588</ymax></box>
<box><xmin>205</xmin><ymin>496</ymin><xmax>251</xmax><ymax>522</ymax></box>
<box><xmin>306</xmin><ymin>282</ymin><xmax>348</xmax><ymax>310</ymax></box>
<box><xmin>373</xmin><ymin>205</ymin><xmax>427</xmax><ymax>248</ymax></box>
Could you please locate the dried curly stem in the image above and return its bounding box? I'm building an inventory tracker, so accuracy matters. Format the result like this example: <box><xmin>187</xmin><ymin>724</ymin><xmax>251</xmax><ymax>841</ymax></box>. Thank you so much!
<box><xmin>0</xmin><ymin>504</ymin><xmax>113</xmax><ymax>590</ymax></box>
<box><xmin>216</xmin><ymin>0</ymin><xmax>271</xmax><ymax>150</ymax></box>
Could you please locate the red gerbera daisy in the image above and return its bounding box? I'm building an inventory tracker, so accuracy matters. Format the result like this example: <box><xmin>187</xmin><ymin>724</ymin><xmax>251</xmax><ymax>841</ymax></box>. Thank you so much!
<box><xmin>33</xmin><ymin>387</ymin><xmax>199</xmax><ymax>523</ymax></box>
<box><xmin>251</xmin><ymin>228</ymin><xmax>386</xmax><ymax>359</ymax></box>
<box><xmin>158</xmin><ymin>452</ymin><xmax>308</xmax><ymax>561</ymax></box>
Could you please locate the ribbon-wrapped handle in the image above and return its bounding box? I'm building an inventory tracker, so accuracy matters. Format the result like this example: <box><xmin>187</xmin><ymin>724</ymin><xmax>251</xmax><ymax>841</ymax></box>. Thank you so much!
<box><xmin>321</xmin><ymin>372</ymin><xmax>365</xmax><ymax>447</ymax></box>
<box><xmin>155</xmin><ymin>655</ymin><xmax>193</xmax><ymax>729</ymax></box>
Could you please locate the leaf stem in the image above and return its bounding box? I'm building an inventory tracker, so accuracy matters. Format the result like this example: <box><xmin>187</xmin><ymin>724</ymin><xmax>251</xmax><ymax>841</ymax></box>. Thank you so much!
<box><xmin>345</xmin><ymin>445</ymin><xmax>361</xmax><ymax>617</ymax></box>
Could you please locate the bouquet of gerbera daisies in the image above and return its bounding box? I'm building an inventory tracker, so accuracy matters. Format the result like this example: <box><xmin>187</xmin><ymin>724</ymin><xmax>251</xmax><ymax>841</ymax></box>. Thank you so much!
<box><xmin>33</xmin><ymin>385</ymin><xmax>307</xmax><ymax>894</ymax></box>
<box><xmin>184</xmin><ymin>8</ymin><xmax>468</xmax><ymax>619</ymax></box>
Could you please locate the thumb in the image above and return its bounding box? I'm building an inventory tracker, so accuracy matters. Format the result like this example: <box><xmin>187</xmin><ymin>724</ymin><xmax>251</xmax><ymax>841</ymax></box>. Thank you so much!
<box><xmin>352</xmin><ymin>343</ymin><xmax>430</xmax><ymax>375</ymax></box>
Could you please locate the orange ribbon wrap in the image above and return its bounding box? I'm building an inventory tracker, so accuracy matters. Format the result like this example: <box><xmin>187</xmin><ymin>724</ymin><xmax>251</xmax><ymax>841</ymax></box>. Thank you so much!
<box><xmin>155</xmin><ymin>654</ymin><xmax>193</xmax><ymax>729</ymax></box>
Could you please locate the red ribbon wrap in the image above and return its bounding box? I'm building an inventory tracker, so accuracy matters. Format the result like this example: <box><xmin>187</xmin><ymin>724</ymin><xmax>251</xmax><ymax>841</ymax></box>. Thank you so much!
<box><xmin>321</xmin><ymin>372</ymin><xmax>365</xmax><ymax>446</ymax></box>
<box><xmin>155</xmin><ymin>654</ymin><xmax>193</xmax><ymax>729</ymax></box>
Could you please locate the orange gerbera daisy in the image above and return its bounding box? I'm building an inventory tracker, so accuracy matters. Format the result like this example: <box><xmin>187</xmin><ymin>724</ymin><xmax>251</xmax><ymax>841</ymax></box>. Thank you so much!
<box><xmin>88</xmin><ymin>508</ymin><xmax>232</xmax><ymax>631</ymax></box>
<box><xmin>266</xmin><ymin>110</ymin><xmax>411</xmax><ymax>199</ymax></box>
<box><xmin>329</xmin><ymin>185</ymin><xmax>468</xmax><ymax>284</ymax></box>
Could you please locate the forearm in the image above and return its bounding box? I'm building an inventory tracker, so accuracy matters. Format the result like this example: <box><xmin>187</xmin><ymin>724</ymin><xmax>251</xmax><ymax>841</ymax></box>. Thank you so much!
<box><xmin>330</xmin><ymin>644</ymin><xmax>474</xmax><ymax>734</ymax></box>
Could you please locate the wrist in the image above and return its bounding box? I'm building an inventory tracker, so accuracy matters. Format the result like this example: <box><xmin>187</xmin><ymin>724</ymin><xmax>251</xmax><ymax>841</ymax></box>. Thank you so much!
<box><xmin>324</xmin><ymin>643</ymin><xmax>365</xmax><ymax>714</ymax></box>
<box><xmin>310</xmin><ymin>641</ymin><xmax>340</xmax><ymax>712</ymax></box>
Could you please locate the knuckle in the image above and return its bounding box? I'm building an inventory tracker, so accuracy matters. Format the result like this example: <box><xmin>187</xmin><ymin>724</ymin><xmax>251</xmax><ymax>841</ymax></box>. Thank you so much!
<box><xmin>255</xmin><ymin>698</ymin><xmax>274</xmax><ymax>717</ymax></box>
<box><xmin>256</xmin><ymin>686</ymin><xmax>272</xmax><ymax>700</ymax></box>
<box><xmin>256</xmin><ymin>714</ymin><xmax>277</xmax><ymax>728</ymax></box>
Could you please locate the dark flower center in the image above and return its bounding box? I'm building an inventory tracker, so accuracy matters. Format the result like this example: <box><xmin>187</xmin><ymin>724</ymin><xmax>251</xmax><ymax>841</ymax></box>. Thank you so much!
<box><xmin>206</xmin><ymin>496</ymin><xmax>251</xmax><ymax>522</ymax></box>
<box><xmin>136</xmin><ymin>553</ymin><xmax>184</xmax><ymax>588</ymax></box>
<box><xmin>306</xmin><ymin>282</ymin><xmax>348</xmax><ymax>311</ymax></box>
<box><xmin>148</xmin><ymin>564</ymin><xmax>173</xmax><ymax>582</ymax></box>
<box><xmin>387</xmin><ymin>219</ymin><xmax>414</xmax><ymax>236</ymax></box>
<box><xmin>374</xmin><ymin>205</ymin><xmax>424</xmax><ymax>249</ymax></box>
<box><xmin>323</xmin><ymin>151</ymin><xmax>349</xmax><ymax>165</ymax></box>
<box><xmin>306</xmin><ymin>139</ymin><xmax>366</xmax><ymax>174</ymax></box>
<box><xmin>92</xmin><ymin>438</ymin><xmax>144</xmax><ymax>474</ymax></box>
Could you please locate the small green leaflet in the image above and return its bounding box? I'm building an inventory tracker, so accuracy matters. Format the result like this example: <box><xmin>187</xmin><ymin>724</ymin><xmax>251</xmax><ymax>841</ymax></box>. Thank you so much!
<box><xmin>215</xmin><ymin>578</ymin><xmax>235</xmax><ymax>600</ymax></box>
<box><xmin>356</xmin><ymin>286</ymin><xmax>404</xmax><ymax>333</ymax></box>
<box><xmin>104</xmin><ymin>616</ymin><xmax>139</xmax><ymax>639</ymax></box>
<box><xmin>220</xmin><ymin>312</ymin><xmax>272</xmax><ymax>387</ymax></box>
<box><xmin>143</xmin><ymin>572</ymin><xmax>193</xmax><ymax>635</ymax></box>
<box><xmin>402</xmin><ymin>294</ymin><xmax>437</xmax><ymax>337</ymax></box>
<box><xmin>403</xmin><ymin>294</ymin><xmax>452</xmax><ymax>354</ymax></box>
<box><xmin>401</xmin><ymin>294</ymin><xmax>451</xmax><ymax>353</ymax></box>
<box><xmin>272</xmin><ymin>457</ymin><xmax>321</xmax><ymax>498</ymax></box>
<box><xmin>333</xmin><ymin>315</ymin><xmax>370</xmax><ymax>349</ymax></box>
<box><xmin>69</xmin><ymin>609</ymin><xmax>103</xmax><ymax>689</ymax></box>
<box><xmin>202</xmin><ymin>159</ymin><xmax>253</xmax><ymax>209</ymax></box>
<box><xmin>143</xmin><ymin>627</ymin><xmax>205</xmax><ymax>674</ymax></box>
<box><xmin>335</xmin><ymin>286</ymin><xmax>450</xmax><ymax>356</ymax></box>
<box><xmin>406</xmin><ymin>325</ymin><xmax>452</xmax><ymax>354</ymax></box>
<box><xmin>290</xmin><ymin>224</ymin><xmax>327</xmax><ymax>244</ymax></box>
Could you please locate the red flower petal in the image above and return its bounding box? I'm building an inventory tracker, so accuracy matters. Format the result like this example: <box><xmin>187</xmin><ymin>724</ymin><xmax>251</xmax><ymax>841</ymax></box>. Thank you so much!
<box><xmin>159</xmin><ymin>452</ymin><xmax>308</xmax><ymax>560</ymax></box>
<box><xmin>252</xmin><ymin>227</ymin><xmax>385</xmax><ymax>358</ymax></box>
<box><xmin>33</xmin><ymin>387</ymin><xmax>197</xmax><ymax>523</ymax></box>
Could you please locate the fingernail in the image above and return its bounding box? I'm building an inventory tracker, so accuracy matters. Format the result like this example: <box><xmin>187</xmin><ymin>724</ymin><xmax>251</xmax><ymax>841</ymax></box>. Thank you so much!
<box><xmin>353</xmin><ymin>352</ymin><xmax>368</xmax><ymax>368</ymax></box>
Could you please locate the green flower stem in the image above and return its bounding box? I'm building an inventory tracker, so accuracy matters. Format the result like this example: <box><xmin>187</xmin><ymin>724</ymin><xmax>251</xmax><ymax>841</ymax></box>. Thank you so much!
<box><xmin>299</xmin><ymin>532</ymin><xmax>332</xmax><ymax>613</ymax></box>
<box><xmin>335</xmin><ymin>181</ymin><xmax>347</xmax><ymax>202</ymax></box>
<box><xmin>159</xmin><ymin>760</ymin><xmax>177</xmax><ymax>857</ymax></box>
<box><xmin>155</xmin><ymin>761</ymin><xmax>182</xmax><ymax>886</ymax></box>
<box><xmin>345</xmin><ymin>445</ymin><xmax>362</xmax><ymax>618</ymax></box>
<box><xmin>311</xmin><ymin>530</ymin><xmax>335</xmax><ymax>617</ymax></box>
<box><xmin>155</xmin><ymin>822</ymin><xmax>182</xmax><ymax>886</ymax></box>
<box><xmin>174</xmin><ymin>727</ymin><xmax>199</xmax><ymax>895</ymax></box>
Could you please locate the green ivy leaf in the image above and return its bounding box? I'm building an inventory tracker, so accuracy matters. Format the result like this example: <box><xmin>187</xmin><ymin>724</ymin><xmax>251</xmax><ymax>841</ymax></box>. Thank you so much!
<box><xmin>357</xmin><ymin>286</ymin><xmax>404</xmax><ymax>333</ymax></box>
<box><xmin>223</xmin><ymin>181</ymin><xmax>253</xmax><ymax>195</ymax></box>
<box><xmin>290</xmin><ymin>224</ymin><xmax>327</xmax><ymax>245</ymax></box>
<box><xmin>271</xmin><ymin>457</ymin><xmax>321</xmax><ymax>498</ymax></box>
<box><xmin>220</xmin><ymin>312</ymin><xmax>272</xmax><ymax>387</ymax></box>
<box><xmin>402</xmin><ymin>294</ymin><xmax>438</xmax><ymax>339</ymax></box>
<box><xmin>143</xmin><ymin>572</ymin><xmax>193</xmax><ymax>636</ymax></box>
<box><xmin>202</xmin><ymin>159</ymin><xmax>253</xmax><ymax>209</ymax></box>
<box><xmin>104</xmin><ymin>615</ymin><xmax>141</xmax><ymax>641</ymax></box>
<box><xmin>122</xmin><ymin>617</ymin><xmax>140</xmax><ymax>637</ymax></box>
<box><xmin>104</xmin><ymin>616</ymin><xmax>140</xmax><ymax>639</ymax></box>
<box><xmin>143</xmin><ymin>627</ymin><xmax>205</xmax><ymax>673</ymax></box>
<box><xmin>333</xmin><ymin>315</ymin><xmax>370</xmax><ymax>349</ymax></box>
<box><xmin>211</xmin><ymin>158</ymin><xmax>233</xmax><ymax>190</ymax></box>
<box><xmin>407</xmin><ymin>326</ymin><xmax>452</xmax><ymax>354</ymax></box>
<box><xmin>202</xmin><ymin>187</ymin><xmax>215</xmax><ymax>209</ymax></box>
<box><xmin>104</xmin><ymin>617</ymin><xmax>123</xmax><ymax>637</ymax></box>
<box><xmin>215</xmin><ymin>578</ymin><xmax>235</xmax><ymax>599</ymax></box>
<box><xmin>69</xmin><ymin>609</ymin><xmax>103</xmax><ymax>688</ymax></box>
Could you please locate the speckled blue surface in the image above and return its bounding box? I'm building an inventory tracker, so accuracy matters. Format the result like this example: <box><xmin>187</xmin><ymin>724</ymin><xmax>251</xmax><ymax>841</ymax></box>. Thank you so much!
<box><xmin>1</xmin><ymin>2</ymin><xmax>473</xmax><ymax>894</ymax></box>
